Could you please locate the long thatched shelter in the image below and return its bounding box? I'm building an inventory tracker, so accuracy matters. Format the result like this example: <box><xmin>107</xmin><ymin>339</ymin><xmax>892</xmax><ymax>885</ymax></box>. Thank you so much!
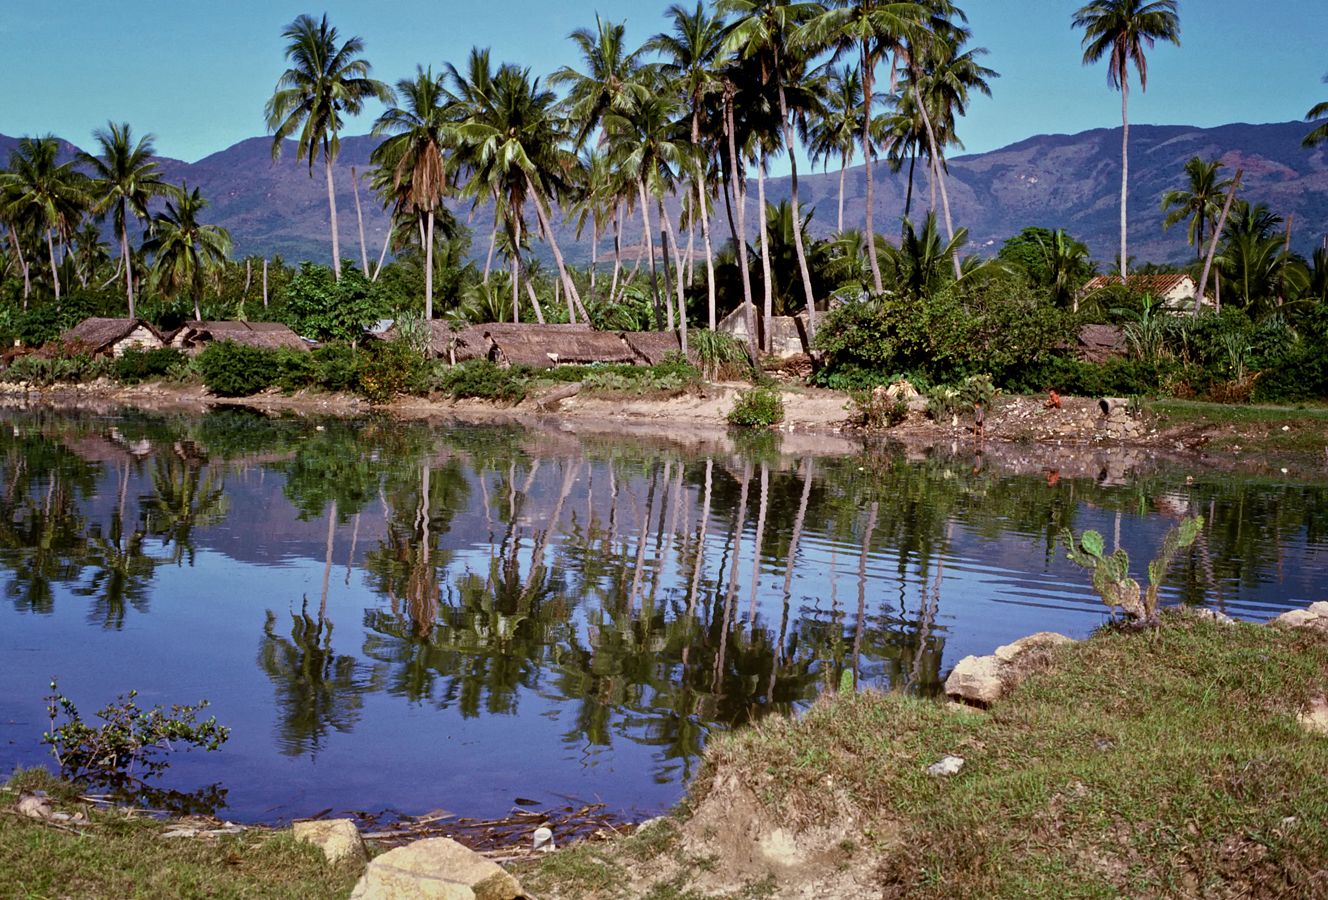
<box><xmin>59</xmin><ymin>318</ymin><xmax>166</xmax><ymax>357</ymax></box>
<box><xmin>171</xmin><ymin>321</ymin><xmax>309</xmax><ymax>354</ymax></box>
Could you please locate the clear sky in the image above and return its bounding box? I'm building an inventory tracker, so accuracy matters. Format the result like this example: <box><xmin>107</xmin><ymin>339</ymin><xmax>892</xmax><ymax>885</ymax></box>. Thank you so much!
<box><xmin>3</xmin><ymin>0</ymin><xmax>1325</xmax><ymax>172</ymax></box>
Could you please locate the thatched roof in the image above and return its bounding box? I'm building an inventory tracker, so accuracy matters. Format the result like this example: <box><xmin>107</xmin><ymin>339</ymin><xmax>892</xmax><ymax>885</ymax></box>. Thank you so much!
<box><xmin>488</xmin><ymin>325</ymin><xmax>636</xmax><ymax>368</ymax></box>
<box><xmin>176</xmin><ymin>321</ymin><xmax>309</xmax><ymax>352</ymax></box>
<box><xmin>60</xmin><ymin>318</ymin><xmax>163</xmax><ymax>352</ymax></box>
<box><xmin>619</xmin><ymin>331</ymin><xmax>698</xmax><ymax>366</ymax></box>
<box><xmin>1076</xmin><ymin>324</ymin><xmax>1128</xmax><ymax>363</ymax></box>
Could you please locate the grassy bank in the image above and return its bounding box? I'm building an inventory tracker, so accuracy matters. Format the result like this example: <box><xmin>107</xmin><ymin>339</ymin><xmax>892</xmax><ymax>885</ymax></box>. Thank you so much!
<box><xmin>0</xmin><ymin>771</ymin><xmax>357</xmax><ymax>899</ymax></box>
<box><xmin>1147</xmin><ymin>399</ymin><xmax>1328</xmax><ymax>459</ymax></box>
<box><xmin>524</xmin><ymin>614</ymin><xmax>1328</xmax><ymax>899</ymax></box>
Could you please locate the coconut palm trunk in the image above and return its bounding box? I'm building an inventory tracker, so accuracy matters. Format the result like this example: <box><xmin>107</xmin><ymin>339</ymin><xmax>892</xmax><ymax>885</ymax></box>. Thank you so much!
<box><xmin>757</xmin><ymin>155</ymin><xmax>773</xmax><ymax>353</ymax></box>
<box><xmin>46</xmin><ymin>228</ymin><xmax>61</xmax><ymax>301</ymax></box>
<box><xmin>526</xmin><ymin>175</ymin><xmax>586</xmax><ymax>322</ymax></box>
<box><xmin>777</xmin><ymin>80</ymin><xmax>817</xmax><ymax>338</ymax></box>
<box><xmin>861</xmin><ymin>50</ymin><xmax>883</xmax><ymax>295</ymax></box>
<box><xmin>658</xmin><ymin>201</ymin><xmax>675</xmax><ymax>333</ymax></box>
<box><xmin>119</xmin><ymin>216</ymin><xmax>135</xmax><ymax>318</ymax></box>
<box><xmin>725</xmin><ymin>87</ymin><xmax>757</xmax><ymax>356</ymax></box>
<box><xmin>424</xmin><ymin>208</ymin><xmax>435</xmax><ymax>320</ymax></box>
<box><xmin>691</xmin><ymin>110</ymin><xmax>718</xmax><ymax>332</ymax></box>
<box><xmin>913</xmin><ymin>80</ymin><xmax>963</xmax><ymax>281</ymax></box>
<box><xmin>323</xmin><ymin>150</ymin><xmax>342</xmax><ymax>279</ymax></box>
<box><xmin>8</xmin><ymin>227</ymin><xmax>30</xmax><ymax>307</ymax></box>
<box><xmin>636</xmin><ymin>176</ymin><xmax>664</xmax><ymax>329</ymax></box>
<box><xmin>837</xmin><ymin>158</ymin><xmax>848</xmax><ymax>235</ymax></box>
<box><xmin>1119</xmin><ymin>78</ymin><xmax>1129</xmax><ymax>277</ymax></box>
<box><xmin>351</xmin><ymin>166</ymin><xmax>369</xmax><ymax>273</ymax></box>
<box><xmin>610</xmin><ymin>203</ymin><xmax>623</xmax><ymax>304</ymax></box>
<box><xmin>659</xmin><ymin>197</ymin><xmax>689</xmax><ymax>355</ymax></box>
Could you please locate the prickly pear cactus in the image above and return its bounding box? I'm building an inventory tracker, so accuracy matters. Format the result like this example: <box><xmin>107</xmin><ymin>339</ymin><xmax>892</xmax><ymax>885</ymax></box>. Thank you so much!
<box><xmin>1060</xmin><ymin>516</ymin><xmax>1204</xmax><ymax>622</ymax></box>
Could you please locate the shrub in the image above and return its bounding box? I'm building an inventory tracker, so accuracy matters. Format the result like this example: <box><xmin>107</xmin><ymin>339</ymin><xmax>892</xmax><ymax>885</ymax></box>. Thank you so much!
<box><xmin>44</xmin><ymin>678</ymin><xmax>229</xmax><ymax>785</ymax></box>
<box><xmin>2</xmin><ymin>352</ymin><xmax>112</xmax><ymax>386</ymax></box>
<box><xmin>310</xmin><ymin>343</ymin><xmax>360</xmax><ymax>392</ymax></box>
<box><xmin>282</xmin><ymin>262</ymin><xmax>389</xmax><ymax>344</ymax></box>
<box><xmin>113</xmin><ymin>347</ymin><xmax>186</xmax><ymax>385</ymax></box>
<box><xmin>1006</xmin><ymin>356</ymin><xmax>1178</xmax><ymax>398</ymax></box>
<box><xmin>691</xmin><ymin>329</ymin><xmax>750</xmax><ymax>380</ymax></box>
<box><xmin>727</xmin><ymin>386</ymin><xmax>785</xmax><ymax>427</ymax></box>
<box><xmin>433</xmin><ymin>360</ymin><xmax>529</xmax><ymax>404</ymax></box>
<box><xmin>356</xmin><ymin>340</ymin><xmax>429</xmax><ymax>403</ymax></box>
<box><xmin>847</xmin><ymin>388</ymin><xmax>908</xmax><ymax>429</ymax></box>
<box><xmin>272</xmin><ymin>348</ymin><xmax>318</xmax><ymax>393</ymax></box>
<box><xmin>197</xmin><ymin>341</ymin><xmax>279</xmax><ymax>397</ymax></box>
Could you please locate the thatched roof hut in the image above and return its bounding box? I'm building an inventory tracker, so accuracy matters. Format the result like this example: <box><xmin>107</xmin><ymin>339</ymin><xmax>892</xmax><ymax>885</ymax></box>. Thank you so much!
<box><xmin>172</xmin><ymin>321</ymin><xmax>309</xmax><ymax>353</ymax></box>
<box><xmin>1076</xmin><ymin>324</ymin><xmax>1128</xmax><ymax>363</ymax></box>
<box><xmin>60</xmin><ymin>318</ymin><xmax>165</xmax><ymax>357</ymax></box>
<box><xmin>618</xmin><ymin>331</ymin><xmax>700</xmax><ymax>366</ymax></box>
<box><xmin>486</xmin><ymin>324</ymin><xmax>636</xmax><ymax>368</ymax></box>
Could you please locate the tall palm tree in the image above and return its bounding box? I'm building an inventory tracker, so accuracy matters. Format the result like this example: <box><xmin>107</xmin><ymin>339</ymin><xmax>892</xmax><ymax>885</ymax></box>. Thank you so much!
<box><xmin>78</xmin><ymin>122</ymin><xmax>168</xmax><ymax>319</ymax></box>
<box><xmin>371</xmin><ymin>66</ymin><xmax>454</xmax><ymax>322</ymax></box>
<box><xmin>142</xmin><ymin>183</ymin><xmax>232</xmax><ymax>320</ymax></box>
<box><xmin>648</xmin><ymin>2</ymin><xmax>729</xmax><ymax>331</ymax></box>
<box><xmin>722</xmin><ymin>0</ymin><xmax>821</xmax><ymax>338</ymax></box>
<box><xmin>900</xmin><ymin>10</ymin><xmax>996</xmax><ymax>279</ymax></box>
<box><xmin>802</xmin><ymin>65</ymin><xmax>864</xmax><ymax>234</ymax></box>
<box><xmin>1304</xmin><ymin>73</ymin><xmax>1328</xmax><ymax>148</ymax></box>
<box><xmin>0</xmin><ymin>136</ymin><xmax>88</xmax><ymax>301</ymax></box>
<box><xmin>452</xmin><ymin>60</ymin><xmax>585</xmax><ymax>321</ymax></box>
<box><xmin>1160</xmin><ymin>156</ymin><xmax>1232</xmax><ymax>261</ymax></box>
<box><xmin>797</xmin><ymin>1</ymin><xmax>928</xmax><ymax>295</ymax></box>
<box><xmin>1073</xmin><ymin>0</ymin><xmax>1181</xmax><ymax>279</ymax></box>
<box><xmin>266</xmin><ymin>13</ymin><xmax>391</xmax><ymax>280</ymax></box>
<box><xmin>550</xmin><ymin>15</ymin><xmax>645</xmax><ymax>148</ymax></box>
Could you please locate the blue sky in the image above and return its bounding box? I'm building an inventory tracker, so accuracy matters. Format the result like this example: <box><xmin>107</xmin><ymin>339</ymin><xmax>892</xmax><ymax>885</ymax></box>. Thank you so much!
<box><xmin>3</xmin><ymin>0</ymin><xmax>1325</xmax><ymax>171</ymax></box>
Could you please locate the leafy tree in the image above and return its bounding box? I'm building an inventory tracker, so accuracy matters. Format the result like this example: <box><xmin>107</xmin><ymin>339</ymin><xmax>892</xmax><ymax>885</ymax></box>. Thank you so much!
<box><xmin>1073</xmin><ymin>0</ymin><xmax>1181</xmax><ymax>279</ymax></box>
<box><xmin>265</xmin><ymin>13</ymin><xmax>392</xmax><ymax>280</ymax></box>
<box><xmin>282</xmin><ymin>261</ymin><xmax>389</xmax><ymax>343</ymax></box>
<box><xmin>78</xmin><ymin>122</ymin><xmax>168</xmax><ymax>318</ymax></box>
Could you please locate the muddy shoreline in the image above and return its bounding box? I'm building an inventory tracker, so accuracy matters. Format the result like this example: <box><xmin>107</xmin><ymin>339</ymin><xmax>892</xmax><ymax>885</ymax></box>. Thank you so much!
<box><xmin>1</xmin><ymin>378</ymin><xmax>1324</xmax><ymax>480</ymax></box>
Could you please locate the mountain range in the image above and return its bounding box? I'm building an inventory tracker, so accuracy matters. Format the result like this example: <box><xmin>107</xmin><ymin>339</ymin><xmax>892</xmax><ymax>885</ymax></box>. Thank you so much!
<box><xmin>3</xmin><ymin>119</ymin><xmax>1326</xmax><ymax>269</ymax></box>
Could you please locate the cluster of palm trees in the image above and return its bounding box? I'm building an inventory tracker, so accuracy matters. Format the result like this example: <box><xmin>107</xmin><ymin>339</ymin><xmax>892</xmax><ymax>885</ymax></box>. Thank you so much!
<box><xmin>0</xmin><ymin>128</ymin><xmax>232</xmax><ymax>319</ymax></box>
<box><xmin>265</xmin><ymin>3</ymin><xmax>1006</xmax><ymax>354</ymax></box>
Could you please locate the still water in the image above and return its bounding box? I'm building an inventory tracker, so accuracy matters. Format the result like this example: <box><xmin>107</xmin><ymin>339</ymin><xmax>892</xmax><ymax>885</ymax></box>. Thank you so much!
<box><xmin>0</xmin><ymin>407</ymin><xmax>1324</xmax><ymax>822</ymax></box>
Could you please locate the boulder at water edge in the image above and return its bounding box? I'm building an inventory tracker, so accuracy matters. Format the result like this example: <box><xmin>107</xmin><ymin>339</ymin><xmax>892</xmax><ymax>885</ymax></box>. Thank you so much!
<box><xmin>349</xmin><ymin>837</ymin><xmax>523</xmax><ymax>900</ymax></box>
<box><xmin>293</xmin><ymin>818</ymin><xmax>367</xmax><ymax>865</ymax></box>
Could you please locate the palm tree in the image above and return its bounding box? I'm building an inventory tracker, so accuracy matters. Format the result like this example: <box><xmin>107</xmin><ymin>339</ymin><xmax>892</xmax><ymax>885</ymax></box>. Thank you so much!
<box><xmin>452</xmin><ymin>61</ymin><xmax>586</xmax><ymax>324</ymax></box>
<box><xmin>142</xmin><ymin>183</ymin><xmax>233</xmax><ymax>320</ymax></box>
<box><xmin>371</xmin><ymin>66</ymin><xmax>454</xmax><ymax>321</ymax></box>
<box><xmin>721</xmin><ymin>0</ymin><xmax>822</xmax><ymax>338</ymax></box>
<box><xmin>1034</xmin><ymin>228</ymin><xmax>1095</xmax><ymax>309</ymax></box>
<box><xmin>78</xmin><ymin>122</ymin><xmax>168</xmax><ymax>318</ymax></box>
<box><xmin>797</xmin><ymin>1</ymin><xmax>928</xmax><ymax>295</ymax></box>
<box><xmin>0</xmin><ymin>136</ymin><xmax>88</xmax><ymax>301</ymax></box>
<box><xmin>1160</xmin><ymin>156</ymin><xmax>1232</xmax><ymax>261</ymax></box>
<box><xmin>1073</xmin><ymin>0</ymin><xmax>1181</xmax><ymax>280</ymax></box>
<box><xmin>802</xmin><ymin>65</ymin><xmax>864</xmax><ymax>234</ymax></box>
<box><xmin>550</xmin><ymin>15</ymin><xmax>645</xmax><ymax>148</ymax></box>
<box><xmin>900</xmin><ymin>12</ymin><xmax>997</xmax><ymax>279</ymax></box>
<box><xmin>265</xmin><ymin>13</ymin><xmax>391</xmax><ymax>280</ymax></box>
<box><xmin>1304</xmin><ymin>73</ymin><xmax>1328</xmax><ymax>148</ymax></box>
<box><xmin>648</xmin><ymin>2</ymin><xmax>729</xmax><ymax>331</ymax></box>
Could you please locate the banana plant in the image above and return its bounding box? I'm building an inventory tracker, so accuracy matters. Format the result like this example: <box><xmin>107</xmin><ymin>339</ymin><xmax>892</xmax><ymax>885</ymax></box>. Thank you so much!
<box><xmin>1060</xmin><ymin>516</ymin><xmax>1204</xmax><ymax>623</ymax></box>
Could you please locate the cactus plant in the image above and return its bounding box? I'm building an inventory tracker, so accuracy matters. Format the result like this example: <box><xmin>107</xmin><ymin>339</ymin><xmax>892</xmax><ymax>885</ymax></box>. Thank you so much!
<box><xmin>1060</xmin><ymin>516</ymin><xmax>1204</xmax><ymax>623</ymax></box>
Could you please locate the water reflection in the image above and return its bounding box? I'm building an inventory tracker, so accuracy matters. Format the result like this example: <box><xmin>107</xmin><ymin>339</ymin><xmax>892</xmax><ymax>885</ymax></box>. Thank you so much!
<box><xmin>0</xmin><ymin>407</ymin><xmax>1325</xmax><ymax>820</ymax></box>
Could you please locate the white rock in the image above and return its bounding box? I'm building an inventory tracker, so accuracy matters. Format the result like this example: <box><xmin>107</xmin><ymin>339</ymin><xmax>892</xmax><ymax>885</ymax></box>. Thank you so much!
<box><xmin>1274</xmin><ymin>609</ymin><xmax>1320</xmax><ymax>629</ymax></box>
<box><xmin>350</xmin><ymin>837</ymin><xmax>522</xmax><ymax>900</ymax></box>
<box><xmin>1308</xmin><ymin>602</ymin><xmax>1328</xmax><ymax>619</ymax></box>
<box><xmin>294</xmin><ymin>818</ymin><xmax>367</xmax><ymax>865</ymax></box>
<box><xmin>927</xmin><ymin>755</ymin><xmax>965</xmax><ymax>777</ymax></box>
<box><xmin>993</xmin><ymin>632</ymin><xmax>1074</xmax><ymax>663</ymax></box>
<box><xmin>1192</xmin><ymin>608</ymin><xmax>1237</xmax><ymax>625</ymax></box>
<box><xmin>943</xmin><ymin>655</ymin><xmax>1004</xmax><ymax>705</ymax></box>
<box><xmin>16</xmin><ymin>794</ymin><xmax>52</xmax><ymax>820</ymax></box>
<box><xmin>1297</xmin><ymin>697</ymin><xmax>1328</xmax><ymax>736</ymax></box>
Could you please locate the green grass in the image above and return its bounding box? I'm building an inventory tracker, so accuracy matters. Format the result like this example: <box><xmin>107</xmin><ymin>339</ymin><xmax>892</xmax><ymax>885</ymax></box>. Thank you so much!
<box><xmin>533</xmin><ymin>614</ymin><xmax>1328</xmax><ymax>898</ymax></box>
<box><xmin>1148</xmin><ymin>398</ymin><xmax>1328</xmax><ymax>458</ymax></box>
<box><xmin>0</xmin><ymin>769</ymin><xmax>358</xmax><ymax>899</ymax></box>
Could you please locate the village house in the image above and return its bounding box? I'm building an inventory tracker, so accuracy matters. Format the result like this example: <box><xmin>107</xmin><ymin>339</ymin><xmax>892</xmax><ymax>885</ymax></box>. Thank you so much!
<box><xmin>170</xmin><ymin>320</ymin><xmax>309</xmax><ymax>354</ymax></box>
<box><xmin>59</xmin><ymin>317</ymin><xmax>166</xmax><ymax>357</ymax></box>
<box><xmin>1080</xmin><ymin>273</ymin><xmax>1215</xmax><ymax>314</ymax></box>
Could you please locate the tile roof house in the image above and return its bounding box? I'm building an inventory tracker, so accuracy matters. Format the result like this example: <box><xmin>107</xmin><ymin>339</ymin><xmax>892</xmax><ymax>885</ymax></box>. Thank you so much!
<box><xmin>1080</xmin><ymin>274</ymin><xmax>1214</xmax><ymax>314</ymax></box>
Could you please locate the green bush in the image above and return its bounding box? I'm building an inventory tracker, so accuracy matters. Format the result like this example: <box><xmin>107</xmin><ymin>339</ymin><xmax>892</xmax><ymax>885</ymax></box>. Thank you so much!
<box><xmin>1007</xmin><ymin>356</ymin><xmax>1178</xmax><ymax>397</ymax></box>
<box><xmin>432</xmin><ymin>360</ymin><xmax>529</xmax><ymax>404</ymax></box>
<box><xmin>356</xmin><ymin>340</ymin><xmax>429</xmax><ymax>403</ymax></box>
<box><xmin>310</xmin><ymin>343</ymin><xmax>360</xmax><ymax>393</ymax></box>
<box><xmin>272</xmin><ymin>349</ymin><xmax>317</xmax><ymax>393</ymax></box>
<box><xmin>196</xmin><ymin>341</ymin><xmax>279</xmax><ymax>397</ymax></box>
<box><xmin>727</xmin><ymin>386</ymin><xmax>785</xmax><ymax>428</ymax></box>
<box><xmin>113</xmin><ymin>347</ymin><xmax>186</xmax><ymax>385</ymax></box>
<box><xmin>847</xmin><ymin>388</ymin><xmax>908</xmax><ymax>429</ymax></box>
<box><xmin>282</xmin><ymin>262</ymin><xmax>390</xmax><ymax>344</ymax></box>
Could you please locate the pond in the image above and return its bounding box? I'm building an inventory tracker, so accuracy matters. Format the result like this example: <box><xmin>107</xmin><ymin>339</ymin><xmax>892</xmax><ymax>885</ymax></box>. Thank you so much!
<box><xmin>0</xmin><ymin>406</ymin><xmax>1325</xmax><ymax>823</ymax></box>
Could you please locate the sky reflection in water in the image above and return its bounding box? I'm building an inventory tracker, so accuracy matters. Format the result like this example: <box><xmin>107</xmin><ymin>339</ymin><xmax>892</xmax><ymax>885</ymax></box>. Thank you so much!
<box><xmin>0</xmin><ymin>408</ymin><xmax>1325</xmax><ymax>822</ymax></box>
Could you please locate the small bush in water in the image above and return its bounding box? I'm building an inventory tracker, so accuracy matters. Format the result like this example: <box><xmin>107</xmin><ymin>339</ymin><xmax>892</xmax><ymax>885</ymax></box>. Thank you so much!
<box><xmin>727</xmin><ymin>386</ymin><xmax>785</xmax><ymax>428</ymax></box>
